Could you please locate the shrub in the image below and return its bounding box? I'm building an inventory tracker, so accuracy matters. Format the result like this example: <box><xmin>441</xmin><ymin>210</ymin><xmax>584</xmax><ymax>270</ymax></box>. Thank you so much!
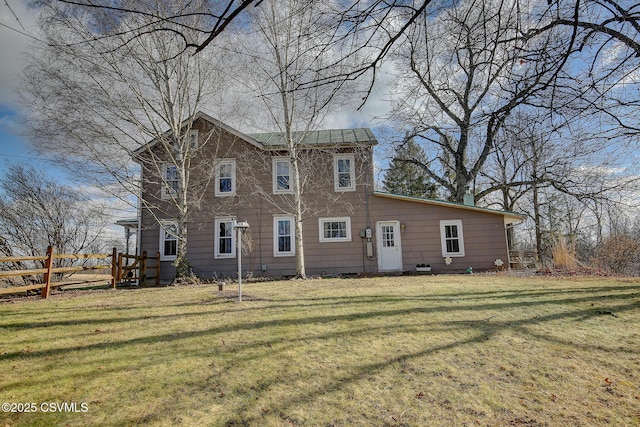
<box><xmin>591</xmin><ymin>235</ymin><xmax>640</xmax><ymax>276</ymax></box>
<box><xmin>551</xmin><ymin>236</ymin><xmax>578</xmax><ymax>270</ymax></box>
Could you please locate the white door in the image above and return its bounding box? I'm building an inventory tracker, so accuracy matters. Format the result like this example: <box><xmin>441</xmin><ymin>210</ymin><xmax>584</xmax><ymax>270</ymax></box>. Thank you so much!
<box><xmin>377</xmin><ymin>221</ymin><xmax>403</xmax><ymax>272</ymax></box>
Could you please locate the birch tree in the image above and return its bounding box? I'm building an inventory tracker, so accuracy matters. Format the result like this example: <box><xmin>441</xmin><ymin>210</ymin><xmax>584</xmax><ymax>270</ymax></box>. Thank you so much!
<box><xmin>231</xmin><ymin>0</ymin><xmax>363</xmax><ymax>278</ymax></box>
<box><xmin>22</xmin><ymin>0</ymin><xmax>228</xmax><ymax>276</ymax></box>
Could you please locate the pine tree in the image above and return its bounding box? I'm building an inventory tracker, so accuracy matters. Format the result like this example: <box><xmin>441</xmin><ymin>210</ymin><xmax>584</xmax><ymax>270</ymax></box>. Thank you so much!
<box><xmin>383</xmin><ymin>137</ymin><xmax>437</xmax><ymax>198</ymax></box>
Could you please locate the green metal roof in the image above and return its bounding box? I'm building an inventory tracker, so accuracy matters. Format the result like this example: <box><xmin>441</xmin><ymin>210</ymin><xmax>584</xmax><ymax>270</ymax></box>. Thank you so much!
<box><xmin>248</xmin><ymin>128</ymin><xmax>377</xmax><ymax>148</ymax></box>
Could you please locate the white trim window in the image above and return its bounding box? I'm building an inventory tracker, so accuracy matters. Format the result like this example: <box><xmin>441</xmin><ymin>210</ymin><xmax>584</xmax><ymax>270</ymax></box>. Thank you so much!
<box><xmin>161</xmin><ymin>163</ymin><xmax>179</xmax><ymax>199</ymax></box>
<box><xmin>274</xmin><ymin>216</ymin><xmax>295</xmax><ymax>257</ymax></box>
<box><xmin>215</xmin><ymin>159</ymin><xmax>236</xmax><ymax>196</ymax></box>
<box><xmin>440</xmin><ymin>219</ymin><xmax>465</xmax><ymax>257</ymax></box>
<box><xmin>173</xmin><ymin>130</ymin><xmax>199</xmax><ymax>153</ymax></box>
<box><xmin>159</xmin><ymin>220</ymin><xmax>179</xmax><ymax>261</ymax></box>
<box><xmin>214</xmin><ymin>218</ymin><xmax>236</xmax><ymax>259</ymax></box>
<box><xmin>272</xmin><ymin>157</ymin><xmax>293</xmax><ymax>194</ymax></box>
<box><xmin>189</xmin><ymin>130</ymin><xmax>199</xmax><ymax>149</ymax></box>
<box><xmin>319</xmin><ymin>217</ymin><xmax>352</xmax><ymax>242</ymax></box>
<box><xmin>334</xmin><ymin>154</ymin><xmax>355</xmax><ymax>192</ymax></box>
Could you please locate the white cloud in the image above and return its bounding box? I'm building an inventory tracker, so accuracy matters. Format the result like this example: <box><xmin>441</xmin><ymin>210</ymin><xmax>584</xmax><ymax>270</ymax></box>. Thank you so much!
<box><xmin>0</xmin><ymin>2</ymin><xmax>40</xmax><ymax>106</ymax></box>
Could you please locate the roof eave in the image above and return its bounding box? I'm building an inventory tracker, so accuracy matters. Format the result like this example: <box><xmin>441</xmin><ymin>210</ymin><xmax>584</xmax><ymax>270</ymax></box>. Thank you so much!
<box><xmin>373</xmin><ymin>191</ymin><xmax>526</xmax><ymax>224</ymax></box>
<box><xmin>131</xmin><ymin>111</ymin><xmax>265</xmax><ymax>161</ymax></box>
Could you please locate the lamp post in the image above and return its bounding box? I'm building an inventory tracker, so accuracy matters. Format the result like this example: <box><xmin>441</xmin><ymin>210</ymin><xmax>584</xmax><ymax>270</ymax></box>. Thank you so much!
<box><xmin>233</xmin><ymin>221</ymin><xmax>250</xmax><ymax>302</ymax></box>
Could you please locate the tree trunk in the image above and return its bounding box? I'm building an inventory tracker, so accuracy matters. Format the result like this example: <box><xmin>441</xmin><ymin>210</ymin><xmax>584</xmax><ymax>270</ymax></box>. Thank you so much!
<box><xmin>290</xmin><ymin>154</ymin><xmax>306</xmax><ymax>278</ymax></box>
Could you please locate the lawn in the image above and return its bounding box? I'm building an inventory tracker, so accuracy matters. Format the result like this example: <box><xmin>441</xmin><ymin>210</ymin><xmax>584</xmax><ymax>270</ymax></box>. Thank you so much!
<box><xmin>0</xmin><ymin>275</ymin><xmax>639</xmax><ymax>426</ymax></box>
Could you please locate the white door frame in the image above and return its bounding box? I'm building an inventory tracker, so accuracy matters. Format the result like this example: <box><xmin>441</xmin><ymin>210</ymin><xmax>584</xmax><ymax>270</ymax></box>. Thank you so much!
<box><xmin>376</xmin><ymin>220</ymin><xmax>403</xmax><ymax>272</ymax></box>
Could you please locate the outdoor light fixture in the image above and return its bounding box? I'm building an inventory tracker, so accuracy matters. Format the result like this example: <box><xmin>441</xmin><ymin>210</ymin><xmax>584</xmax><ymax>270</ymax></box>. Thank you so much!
<box><xmin>233</xmin><ymin>221</ymin><xmax>250</xmax><ymax>302</ymax></box>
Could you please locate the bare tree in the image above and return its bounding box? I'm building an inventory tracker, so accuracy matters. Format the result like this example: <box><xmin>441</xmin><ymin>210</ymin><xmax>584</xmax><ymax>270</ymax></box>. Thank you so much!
<box><xmin>390</xmin><ymin>0</ymin><xmax>574</xmax><ymax>202</ymax></box>
<box><xmin>0</xmin><ymin>164</ymin><xmax>108</xmax><ymax>281</ymax></box>
<box><xmin>479</xmin><ymin>110</ymin><xmax>638</xmax><ymax>256</ymax></box>
<box><xmin>230</xmin><ymin>0</ymin><xmax>364</xmax><ymax>278</ymax></box>
<box><xmin>41</xmin><ymin>1</ymin><xmax>639</xmax><ymax>109</ymax></box>
<box><xmin>22</xmin><ymin>0</ymin><xmax>230</xmax><ymax>276</ymax></box>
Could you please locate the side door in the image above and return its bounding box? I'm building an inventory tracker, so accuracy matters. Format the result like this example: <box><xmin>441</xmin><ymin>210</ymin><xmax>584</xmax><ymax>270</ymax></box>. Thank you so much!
<box><xmin>376</xmin><ymin>220</ymin><xmax>403</xmax><ymax>272</ymax></box>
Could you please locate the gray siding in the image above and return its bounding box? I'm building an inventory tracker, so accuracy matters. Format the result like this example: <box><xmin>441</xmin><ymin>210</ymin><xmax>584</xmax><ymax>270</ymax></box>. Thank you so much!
<box><xmin>369</xmin><ymin>196</ymin><xmax>509</xmax><ymax>272</ymax></box>
<box><xmin>138</xmin><ymin>117</ymin><xmax>512</xmax><ymax>280</ymax></box>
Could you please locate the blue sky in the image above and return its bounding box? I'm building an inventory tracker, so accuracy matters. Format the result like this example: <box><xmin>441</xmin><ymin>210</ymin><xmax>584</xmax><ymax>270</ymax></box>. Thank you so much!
<box><xmin>0</xmin><ymin>2</ymin><xmax>66</xmax><ymax>177</ymax></box>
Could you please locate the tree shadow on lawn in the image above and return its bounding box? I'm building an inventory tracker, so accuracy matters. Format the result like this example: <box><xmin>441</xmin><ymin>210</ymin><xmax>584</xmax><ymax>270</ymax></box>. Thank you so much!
<box><xmin>1</xmin><ymin>285</ymin><xmax>639</xmax><ymax>362</ymax></box>
<box><xmin>1</xmin><ymin>283</ymin><xmax>639</xmax><ymax>425</ymax></box>
<box><xmin>222</xmin><ymin>297</ymin><xmax>640</xmax><ymax>425</ymax></box>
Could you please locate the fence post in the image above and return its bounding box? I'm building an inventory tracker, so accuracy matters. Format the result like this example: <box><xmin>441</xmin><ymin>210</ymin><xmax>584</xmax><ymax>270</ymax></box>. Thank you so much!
<box><xmin>42</xmin><ymin>246</ymin><xmax>54</xmax><ymax>299</ymax></box>
<box><xmin>117</xmin><ymin>253</ymin><xmax>123</xmax><ymax>282</ymax></box>
<box><xmin>111</xmin><ymin>247</ymin><xmax>117</xmax><ymax>289</ymax></box>
<box><xmin>140</xmin><ymin>251</ymin><xmax>147</xmax><ymax>286</ymax></box>
<box><xmin>155</xmin><ymin>252</ymin><xmax>161</xmax><ymax>286</ymax></box>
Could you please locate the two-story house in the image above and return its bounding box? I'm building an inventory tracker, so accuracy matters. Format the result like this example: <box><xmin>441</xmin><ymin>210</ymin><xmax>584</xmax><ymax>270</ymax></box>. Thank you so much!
<box><xmin>133</xmin><ymin>112</ymin><xmax>524</xmax><ymax>280</ymax></box>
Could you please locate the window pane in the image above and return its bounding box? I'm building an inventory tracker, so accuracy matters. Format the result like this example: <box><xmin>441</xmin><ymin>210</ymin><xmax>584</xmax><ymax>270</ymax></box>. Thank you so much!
<box><xmin>279</xmin><ymin>236</ymin><xmax>291</xmax><ymax>252</ymax></box>
<box><xmin>165</xmin><ymin>165</ymin><xmax>179</xmax><ymax>193</ymax></box>
<box><xmin>277</xmin><ymin>219</ymin><xmax>292</xmax><ymax>253</ymax></box>
<box><xmin>219</xmin><ymin>222</ymin><xmax>232</xmax><ymax>254</ymax></box>
<box><xmin>323</xmin><ymin>221</ymin><xmax>347</xmax><ymax>239</ymax></box>
<box><xmin>277</xmin><ymin>176</ymin><xmax>290</xmax><ymax>190</ymax></box>
<box><xmin>219</xmin><ymin>178</ymin><xmax>232</xmax><ymax>193</ymax></box>
<box><xmin>338</xmin><ymin>172</ymin><xmax>351</xmax><ymax>188</ymax></box>
<box><xmin>165</xmin><ymin>225</ymin><xmax>177</xmax><ymax>240</ymax></box>
<box><xmin>219</xmin><ymin>163</ymin><xmax>232</xmax><ymax>178</ymax></box>
<box><xmin>164</xmin><ymin>240</ymin><xmax>177</xmax><ymax>256</ymax></box>
<box><xmin>278</xmin><ymin>220</ymin><xmax>290</xmax><ymax>236</ymax></box>
<box><xmin>277</xmin><ymin>161</ymin><xmax>289</xmax><ymax>175</ymax></box>
<box><xmin>382</xmin><ymin>225</ymin><xmax>395</xmax><ymax>247</ymax></box>
<box><xmin>338</xmin><ymin>159</ymin><xmax>350</xmax><ymax>172</ymax></box>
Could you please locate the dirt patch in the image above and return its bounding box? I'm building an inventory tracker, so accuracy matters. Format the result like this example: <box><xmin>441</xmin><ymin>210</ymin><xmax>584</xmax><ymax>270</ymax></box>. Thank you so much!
<box><xmin>216</xmin><ymin>290</ymin><xmax>267</xmax><ymax>302</ymax></box>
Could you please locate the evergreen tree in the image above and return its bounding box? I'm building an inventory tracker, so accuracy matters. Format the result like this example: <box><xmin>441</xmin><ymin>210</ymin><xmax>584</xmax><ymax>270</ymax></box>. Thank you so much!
<box><xmin>383</xmin><ymin>138</ymin><xmax>437</xmax><ymax>198</ymax></box>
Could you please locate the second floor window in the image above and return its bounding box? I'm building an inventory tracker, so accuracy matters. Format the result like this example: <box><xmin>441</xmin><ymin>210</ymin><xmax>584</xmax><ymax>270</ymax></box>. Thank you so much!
<box><xmin>161</xmin><ymin>163</ymin><xmax>179</xmax><ymax>199</ymax></box>
<box><xmin>334</xmin><ymin>154</ymin><xmax>355</xmax><ymax>192</ymax></box>
<box><xmin>173</xmin><ymin>130</ymin><xmax>199</xmax><ymax>153</ymax></box>
<box><xmin>272</xmin><ymin>157</ymin><xmax>292</xmax><ymax>194</ymax></box>
<box><xmin>215</xmin><ymin>159</ymin><xmax>236</xmax><ymax>196</ymax></box>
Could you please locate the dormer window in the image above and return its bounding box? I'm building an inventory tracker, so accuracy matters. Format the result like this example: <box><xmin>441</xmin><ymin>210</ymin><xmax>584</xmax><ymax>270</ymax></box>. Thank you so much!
<box><xmin>334</xmin><ymin>154</ymin><xmax>355</xmax><ymax>192</ymax></box>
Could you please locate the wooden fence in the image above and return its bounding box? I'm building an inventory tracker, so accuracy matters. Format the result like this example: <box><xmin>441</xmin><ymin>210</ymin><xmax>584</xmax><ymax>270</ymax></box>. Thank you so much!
<box><xmin>0</xmin><ymin>247</ymin><xmax>160</xmax><ymax>298</ymax></box>
<box><xmin>116</xmin><ymin>251</ymin><xmax>161</xmax><ymax>287</ymax></box>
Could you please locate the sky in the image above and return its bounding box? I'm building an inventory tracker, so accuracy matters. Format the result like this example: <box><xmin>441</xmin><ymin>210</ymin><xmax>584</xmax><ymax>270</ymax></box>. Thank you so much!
<box><xmin>0</xmin><ymin>1</ymin><xmax>135</xmax><ymax>245</ymax></box>
<box><xmin>0</xmin><ymin>0</ymin><xmax>397</xmax><ymax>250</ymax></box>
<box><xmin>0</xmin><ymin>1</ymin><xmax>394</xmax><ymax>180</ymax></box>
<box><xmin>0</xmin><ymin>1</ymin><xmax>44</xmax><ymax>168</ymax></box>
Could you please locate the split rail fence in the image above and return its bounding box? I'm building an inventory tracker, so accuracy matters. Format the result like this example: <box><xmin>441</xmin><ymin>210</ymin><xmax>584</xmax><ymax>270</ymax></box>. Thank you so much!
<box><xmin>0</xmin><ymin>247</ymin><xmax>161</xmax><ymax>298</ymax></box>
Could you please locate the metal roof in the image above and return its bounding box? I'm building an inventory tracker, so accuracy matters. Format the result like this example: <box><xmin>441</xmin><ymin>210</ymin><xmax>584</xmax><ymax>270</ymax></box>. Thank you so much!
<box><xmin>248</xmin><ymin>128</ymin><xmax>377</xmax><ymax>148</ymax></box>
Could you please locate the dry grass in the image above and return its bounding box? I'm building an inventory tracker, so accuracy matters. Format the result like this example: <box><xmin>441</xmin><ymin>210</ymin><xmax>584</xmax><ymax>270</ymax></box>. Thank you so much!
<box><xmin>1</xmin><ymin>275</ymin><xmax>639</xmax><ymax>426</ymax></box>
<box><xmin>551</xmin><ymin>236</ymin><xmax>579</xmax><ymax>270</ymax></box>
